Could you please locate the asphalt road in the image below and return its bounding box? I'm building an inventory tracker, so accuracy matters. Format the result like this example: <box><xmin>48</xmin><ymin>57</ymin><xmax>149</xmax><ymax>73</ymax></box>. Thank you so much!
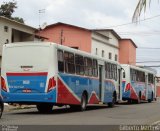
<box><xmin>1</xmin><ymin>100</ymin><xmax>160</xmax><ymax>125</ymax></box>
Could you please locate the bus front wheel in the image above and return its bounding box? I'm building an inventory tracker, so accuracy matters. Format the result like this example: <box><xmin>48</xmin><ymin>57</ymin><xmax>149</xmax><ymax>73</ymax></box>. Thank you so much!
<box><xmin>70</xmin><ymin>93</ymin><xmax>87</xmax><ymax>111</ymax></box>
<box><xmin>136</xmin><ymin>92</ymin><xmax>141</xmax><ymax>104</ymax></box>
<box><xmin>108</xmin><ymin>93</ymin><xmax>116</xmax><ymax>108</ymax></box>
<box><xmin>148</xmin><ymin>92</ymin><xmax>153</xmax><ymax>103</ymax></box>
<box><xmin>36</xmin><ymin>103</ymin><xmax>53</xmax><ymax>113</ymax></box>
<box><xmin>80</xmin><ymin>93</ymin><xmax>87</xmax><ymax>111</ymax></box>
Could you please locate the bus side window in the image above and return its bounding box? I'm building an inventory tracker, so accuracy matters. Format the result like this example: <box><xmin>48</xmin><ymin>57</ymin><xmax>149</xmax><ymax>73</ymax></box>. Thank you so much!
<box><xmin>109</xmin><ymin>63</ymin><xmax>112</xmax><ymax>79</ymax></box>
<box><xmin>84</xmin><ymin>57</ymin><xmax>93</xmax><ymax>76</ymax></box>
<box><xmin>111</xmin><ymin>64</ymin><xmax>114</xmax><ymax>80</ymax></box>
<box><xmin>57</xmin><ymin>50</ymin><xmax>64</xmax><ymax>72</ymax></box>
<box><xmin>114</xmin><ymin>64</ymin><xmax>117</xmax><ymax>81</ymax></box>
<box><xmin>75</xmin><ymin>54</ymin><xmax>84</xmax><ymax>75</ymax></box>
<box><xmin>64</xmin><ymin>51</ymin><xmax>75</xmax><ymax>74</ymax></box>
<box><xmin>148</xmin><ymin>73</ymin><xmax>154</xmax><ymax>84</ymax></box>
<box><xmin>105</xmin><ymin>62</ymin><xmax>110</xmax><ymax>79</ymax></box>
<box><xmin>93</xmin><ymin>59</ymin><xmax>98</xmax><ymax>77</ymax></box>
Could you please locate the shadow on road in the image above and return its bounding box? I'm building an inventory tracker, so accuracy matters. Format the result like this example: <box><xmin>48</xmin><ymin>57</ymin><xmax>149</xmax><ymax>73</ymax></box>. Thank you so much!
<box><xmin>8</xmin><ymin>105</ymin><xmax>119</xmax><ymax>115</ymax></box>
<box><xmin>118</xmin><ymin>101</ymin><xmax>156</xmax><ymax>105</ymax></box>
<box><xmin>6</xmin><ymin>100</ymin><xmax>156</xmax><ymax>115</ymax></box>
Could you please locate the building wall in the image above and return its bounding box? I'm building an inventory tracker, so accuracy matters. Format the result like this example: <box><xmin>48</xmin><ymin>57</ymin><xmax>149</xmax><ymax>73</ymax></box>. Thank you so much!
<box><xmin>40</xmin><ymin>24</ymin><xmax>92</xmax><ymax>52</ymax></box>
<box><xmin>119</xmin><ymin>39</ymin><xmax>136</xmax><ymax>65</ymax></box>
<box><xmin>91</xmin><ymin>31</ymin><xmax>119</xmax><ymax>61</ymax></box>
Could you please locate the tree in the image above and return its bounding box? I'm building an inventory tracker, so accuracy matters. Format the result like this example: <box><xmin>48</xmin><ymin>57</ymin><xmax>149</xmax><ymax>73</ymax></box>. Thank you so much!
<box><xmin>132</xmin><ymin>0</ymin><xmax>149</xmax><ymax>22</ymax></box>
<box><xmin>13</xmin><ymin>17</ymin><xmax>24</xmax><ymax>23</ymax></box>
<box><xmin>0</xmin><ymin>1</ymin><xmax>24</xmax><ymax>23</ymax></box>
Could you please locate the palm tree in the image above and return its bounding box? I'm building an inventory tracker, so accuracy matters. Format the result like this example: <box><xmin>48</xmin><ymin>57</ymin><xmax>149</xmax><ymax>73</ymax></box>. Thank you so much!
<box><xmin>132</xmin><ymin>0</ymin><xmax>151</xmax><ymax>22</ymax></box>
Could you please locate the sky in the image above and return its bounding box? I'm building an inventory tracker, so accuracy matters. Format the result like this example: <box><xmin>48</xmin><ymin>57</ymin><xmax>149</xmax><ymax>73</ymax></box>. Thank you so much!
<box><xmin>1</xmin><ymin>0</ymin><xmax>160</xmax><ymax>75</ymax></box>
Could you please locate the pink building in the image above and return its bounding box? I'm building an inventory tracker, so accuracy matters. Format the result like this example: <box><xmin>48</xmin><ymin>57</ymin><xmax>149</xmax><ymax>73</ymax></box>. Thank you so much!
<box><xmin>39</xmin><ymin>22</ymin><xmax>91</xmax><ymax>53</ymax></box>
<box><xmin>119</xmin><ymin>39</ymin><xmax>137</xmax><ymax>65</ymax></box>
<box><xmin>38</xmin><ymin>22</ymin><xmax>137</xmax><ymax>64</ymax></box>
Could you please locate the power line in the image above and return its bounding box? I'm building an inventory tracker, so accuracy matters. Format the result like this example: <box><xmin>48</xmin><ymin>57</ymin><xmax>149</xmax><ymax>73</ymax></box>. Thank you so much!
<box><xmin>138</xmin><ymin>47</ymin><xmax>160</xmax><ymax>49</ymax></box>
<box><xmin>136</xmin><ymin>61</ymin><xmax>160</xmax><ymax>63</ymax></box>
<box><xmin>102</xmin><ymin>14</ymin><xmax>160</xmax><ymax>29</ymax></box>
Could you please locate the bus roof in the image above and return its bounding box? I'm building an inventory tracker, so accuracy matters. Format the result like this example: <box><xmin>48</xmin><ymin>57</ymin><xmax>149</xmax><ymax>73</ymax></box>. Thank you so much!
<box><xmin>4</xmin><ymin>42</ymin><xmax>120</xmax><ymax>65</ymax></box>
<box><xmin>121</xmin><ymin>64</ymin><xmax>156</xmax><ymax>75</ymax></box>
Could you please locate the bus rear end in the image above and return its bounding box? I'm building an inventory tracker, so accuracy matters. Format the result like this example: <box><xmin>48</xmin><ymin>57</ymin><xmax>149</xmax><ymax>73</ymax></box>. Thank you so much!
<box><xmin>1</xmin><ymin>43</ymin><xmax>57</xmax><ymax>107</ymax></box>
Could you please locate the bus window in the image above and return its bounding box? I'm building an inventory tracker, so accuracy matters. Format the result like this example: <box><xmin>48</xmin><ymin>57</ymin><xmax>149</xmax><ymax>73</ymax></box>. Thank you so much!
<box><xmin>75</xmin><ymin>54</ymin><xmax>84</xmax><ymax>75</ymax></box>
<box><xmin>111</xmin><ymin>64</ymin><xmax>114</xmax><ymax>79</ymax></box>
<box><xmin>114</xmin><ymin>64</ymin><xmax>117</xmax><ymax>81</ymax></box>
<box><xmin>57</xmin><ymin>50</ymin><xmax>64</xmax><ymax>72</ymax></box>
<box><xmin>148</xmin><ymin>73</ymin><xmax>154</xmax><ymax>84</ymax></box>
<box><xmin>109</xmin><ymin>63</ymin><xmax>112</xmax><ymax>79</ymax></box>
<box><xmin>84</xmin><ymin>57</ymin><xmax>93</xmax><ymax>76</ymax></box>
<box><xmin>105</xmin><ymin>62</ymin><xmax>110</xmax><ymax>79</ymax></box>
<box><xmin>92</xmin><ymin>59</ymin><xmax>98</xmax><ymax>77</ymax></box>
<box><xmin>64</xmin><ymin>51</ymin><xmax>75</xmax><ymax>74</ymax></box>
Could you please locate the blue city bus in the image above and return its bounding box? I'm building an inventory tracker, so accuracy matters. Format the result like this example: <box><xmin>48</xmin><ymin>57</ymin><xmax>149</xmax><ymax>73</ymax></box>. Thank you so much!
<box><xmin>121</xmin><ymin>64</ymin><xmax>156</xmax><ymax>103</ymax></box>
<box><xmin>1</xmin><ymin>42</ymin><xmax>123</xmax><ymax>112</ymax></box>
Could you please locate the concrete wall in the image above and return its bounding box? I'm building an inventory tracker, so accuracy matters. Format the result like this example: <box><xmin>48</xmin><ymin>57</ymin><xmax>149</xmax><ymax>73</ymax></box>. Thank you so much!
<box><xmin>119</xmin><ymin>39</ymin><xmax>136</xmax><ymax>65</ymax></box>
<box><xmin>0</xmin><ymin>17</ymin><xmax>36</xmax><ymax>54</ymax></box>
<box><xmin>40</xmin><ymin>24</ymin><xmax>92</xmax><ymax>53</ymax></box>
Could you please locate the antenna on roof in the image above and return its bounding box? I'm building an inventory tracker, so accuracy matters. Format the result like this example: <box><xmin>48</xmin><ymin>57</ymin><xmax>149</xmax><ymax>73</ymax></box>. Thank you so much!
<box><xmin>38</xmin><ymin>9</ymin><xmax>45</xmax><ymax>41</ymax></box>
<box><xmin>40</xmin><ymin>22</ymin><xmax>47</xmax><ymax>30</ymax></box>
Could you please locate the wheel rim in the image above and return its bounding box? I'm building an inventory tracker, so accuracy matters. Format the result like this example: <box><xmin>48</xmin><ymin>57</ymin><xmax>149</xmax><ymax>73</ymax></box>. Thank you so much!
<box><xmin>81</xmin><ymin>96</ymin><xmax>86</xmax><ymax>110</ymax></box>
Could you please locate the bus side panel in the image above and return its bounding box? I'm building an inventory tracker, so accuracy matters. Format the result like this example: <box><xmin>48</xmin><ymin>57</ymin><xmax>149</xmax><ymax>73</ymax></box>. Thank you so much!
<box><xmin>130</xmin><ymin>82</ymin><xmax>145</xmax><ymax>100</ymax></box>
<box><xmin>57</xmin><ymin>73</ymin><xmax>100</xmax><ymax>105</ymax></box>
<box><xmin>103</xmin><ymin>80</ymin><xmax>116</xmax><ymax>103</ymax></box>
<box><xmin>122</xmin><ymin>81</ymin><xmax>131</xmax><ymax>100</ymax></box>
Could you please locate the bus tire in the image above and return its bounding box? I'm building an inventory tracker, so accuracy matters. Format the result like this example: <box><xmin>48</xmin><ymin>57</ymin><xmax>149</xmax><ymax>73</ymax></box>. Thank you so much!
<box><xmin>148</xmin><ymin>92</ymin><xmax>153</xmax><ymax>103</ymax></box>
<box><xmin>108</xmin><ymin>92</ymin><xmax>116</xmax><ymax>108</ymax></box>
<box><xmin>80</xmin><ymin>93</ymin><xmax>87</xmax><ymax>111</ymax></box>
<box><xmin>128</xmin><ymin>99</ymin><xmax>132</xmax><ymax>104</ymax></box>
<box><xmin>70</xmin><ymin>93</ymin><xmax>87</xmax><ymax>111</ymax></box>
<box><xmin>136</xmin><ymin>92</ymin><xmax>141</xmax><ymax>104</ymax></box>
<box><xmin>0</xmin><ymin>103</ymin><xmax>3</xmax><ymax>119</ymax></box>
<box><xmin>36</xmin><ymin>103</ymin><xmax>53</xmax><ymax>113</ymax></box>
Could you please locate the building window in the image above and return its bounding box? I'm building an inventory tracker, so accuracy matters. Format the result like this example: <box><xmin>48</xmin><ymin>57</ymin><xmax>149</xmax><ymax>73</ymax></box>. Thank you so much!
<box><xmin>115</xmin><ymin>54</ymin><xmax>118</xmax><ymax>61</ymax></box>
<box><xmin>109</xmin><ymin>52</ymin><xmax>112</xmax><ymax>60</ymax></box>
<box><xmin>4</xmin><ymin>26</ymin><xmax>8</xmax><ymax>32</ymax></box>
<box><xmin>71</xmin><ymin>47</ymin><xmax>79</xmax><ymax>50</ymax></box>
<box><xmin>102</xmin><ymin>50</ymin><xmax>105</xmax><ymax>57</ymax></box>
<box><xmin>96</xmin><ymin>48</ymin><xmax>98</xmax><ymax>55</ymax></box>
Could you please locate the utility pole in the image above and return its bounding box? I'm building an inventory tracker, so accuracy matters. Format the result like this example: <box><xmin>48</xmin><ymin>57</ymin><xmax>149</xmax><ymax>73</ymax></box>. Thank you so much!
<box><xmin>38</xmin><ymin>9</ymin><xmax>45</xmax><ymax>41</ymax></box>
<box><xmin>60</xmin><ymin>29</ymin><xmax>63</xmax><ymax>45</ymax></box>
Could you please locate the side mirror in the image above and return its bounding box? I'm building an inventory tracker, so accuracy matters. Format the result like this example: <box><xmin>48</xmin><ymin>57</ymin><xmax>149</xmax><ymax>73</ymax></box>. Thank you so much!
<box><xmin>123</xmin><ymin>72</ymin><xmax>125</xmax><ymax>78</ymax></box>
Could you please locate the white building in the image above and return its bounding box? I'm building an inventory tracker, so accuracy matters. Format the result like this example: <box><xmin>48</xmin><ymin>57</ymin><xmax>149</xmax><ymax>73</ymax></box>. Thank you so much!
<box><xmin>0</xmin><ymin>16</ymin><xmax>44</xmax><ymax>69</ymax></box>
<box><xmin>91</xmin><ymin>29</ymin><xmax>120</xmax><ymax>62</ymax></box>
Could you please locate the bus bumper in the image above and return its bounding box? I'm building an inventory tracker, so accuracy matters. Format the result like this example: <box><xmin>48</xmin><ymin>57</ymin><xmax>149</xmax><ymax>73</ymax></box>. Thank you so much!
<box><xmin>1</xmin><ymin>88</ymin><xmax>57</xmax><ymax>104</ymax></box>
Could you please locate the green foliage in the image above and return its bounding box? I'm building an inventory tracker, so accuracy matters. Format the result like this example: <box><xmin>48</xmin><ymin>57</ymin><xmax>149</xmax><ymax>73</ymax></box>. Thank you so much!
<box><xmin>0</xmin><ymin>1</ymin><xmax>24</xmax><ymax>23</ymax></box>
<box><xmin>12</xmin><ymin>17</ymin><xmax>24</xmax><ymax>23</ymax></box>
<box><xmin>132</xmin><ymin>0</ymin><xmax>148</xmax><ymax>22</ymax></box>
